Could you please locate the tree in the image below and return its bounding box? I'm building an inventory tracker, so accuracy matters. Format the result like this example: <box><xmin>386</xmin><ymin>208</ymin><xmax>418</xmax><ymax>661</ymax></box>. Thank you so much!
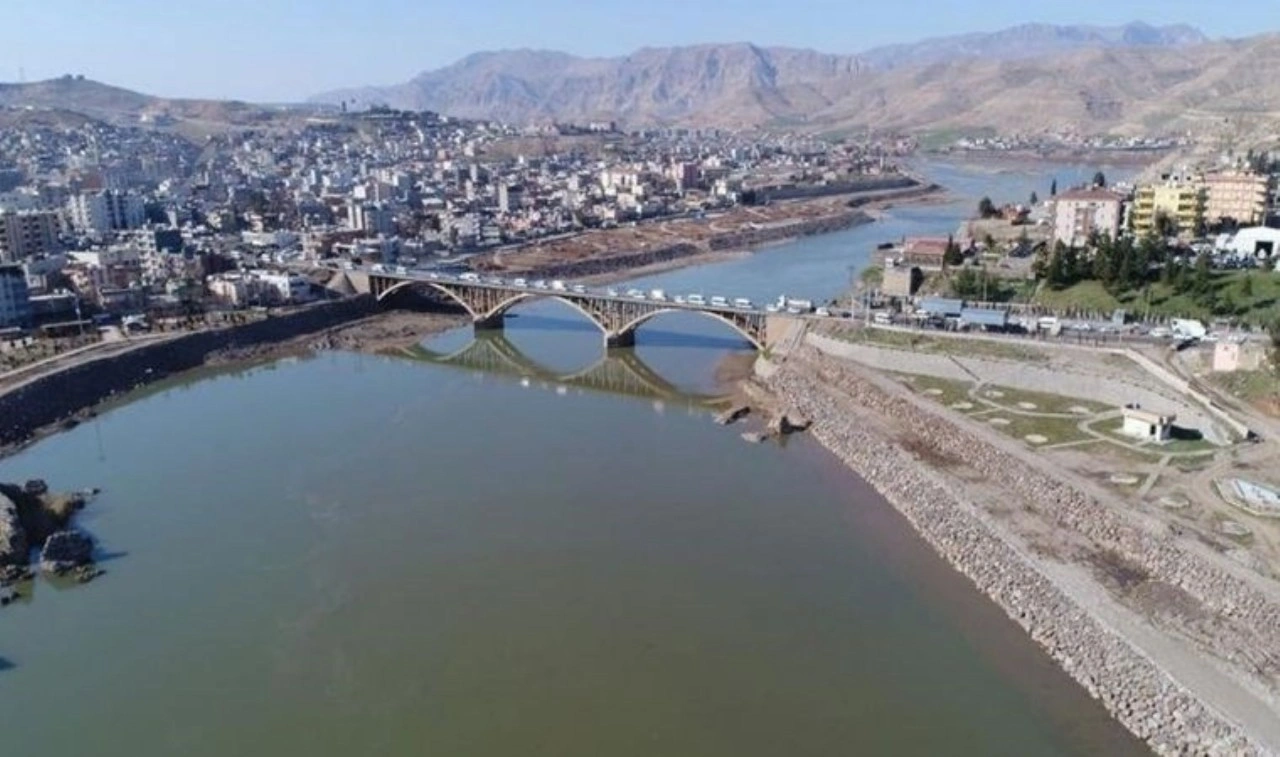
<box><xmin>983</xmin><ymin>233</ymin><xmax>997</xmax><ymax>253</ymax></box>
<box><xmin>1154</xmin><ymin>211</ymin><xmax>1178</xmax><ymax>239</ymax></box>
<box><xmin>1092</xmin><ymin>171</ymin><xmax>1107</xmax><ymax>188</ymax></box>
<box><xmin>943</xmin><ymin>236</ymin><xmax>965</xmax><ymax>267</ymax></box>
<box><xmin>1029</xmin><ymin>190</ymin><xmax>1039</xmax><ymax>206</ymax></box>
<box><xmin>1269</xmin><ymin>316</ymin><xmax>1280</xmax><ymax>374</ymax></box>
<box><xmin>977</xmin><ymin>196</ymin><xmax>999</xmax><ymax>219</ymax></box>
<box><xmin>951</xmin><ymin>266</ymin><xmax>982</xmax><ymax>299</ymax></box>
<box><xmin>1191</xmin><ymin>252</ymin><xmax>1215</xmax><ymax>299</ymax></box>
<box><xmin>1241</xmin><ymin>274</ymin><xmax>1255</xmax><ymax>300</ymax></box>
<box><xmin>1050</xmin><ymin>178</ymin><xmax>1058</xmax><ymax>197</ymax></box>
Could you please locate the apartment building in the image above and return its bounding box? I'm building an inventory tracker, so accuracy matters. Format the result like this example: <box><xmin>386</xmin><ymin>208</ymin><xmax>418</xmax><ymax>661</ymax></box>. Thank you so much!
<box><xmin>0</xmin><ymin>209</ymin><xmax>61</xmax><ymax>262</ymax></box>
<box><xmin>1131</xmin><ymin>183</ymin><xmax>1205</xmax><ymax>238</ymax></box>
<box><xmin>1201</xmin><ymin>171</ymin><xmax>1270</xmax><ymax>227</ymax></box>
<box><xmin>1051</xmin><ymin>189</ymin><xmax>1124</xmax><ymax>247</ymax></box>
<box><xmin>67</xmin><ymin>190</ymin><xmax>146</xmax><ymax>234</ymax></box>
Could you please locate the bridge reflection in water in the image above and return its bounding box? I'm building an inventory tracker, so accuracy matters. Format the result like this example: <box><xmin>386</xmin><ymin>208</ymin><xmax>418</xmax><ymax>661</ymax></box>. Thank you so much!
<box><xmin>389</xmin><ymin>330</ymin><xmax>731</xmax><ymax>407</ymax></box>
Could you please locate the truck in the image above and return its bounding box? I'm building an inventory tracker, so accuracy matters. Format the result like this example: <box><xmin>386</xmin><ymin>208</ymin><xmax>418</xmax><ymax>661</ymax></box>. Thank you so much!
<box><xmin>458</xmin><ymin>272</ymin><xmax>480</xmax><ymax>282</ymax></box>
<box><xmin>648</xmin><ymin>289</ymin><xmax>667</xmax><ymax>301</ymax></box>
<box><xmin>777</xmin><ymin>296</ymin><xmax>814</xmax><ymax>313</ymax></box>
<box><xmin>1171</xmin><ymin>318</ymin><xmax>1207</xmax><ymax>340</ymax></box>
<box><xmin>732</xmin><ymin>298</ymin><xmax>753</xmax><ymax>309</ymax></box>
<box><xmin>370</xmin><ymin>263</ymin><xmax>387</xmax><ymax>273</ymax></box>
<box><xmin>710</xmin><ymin>296</ymin><xmax>728</xmax><ymax>307</ymax></box>
<box><xmin>550</xmin><ymin>280</ymin><xmax>567</xmax><ymax>291</ymax></box>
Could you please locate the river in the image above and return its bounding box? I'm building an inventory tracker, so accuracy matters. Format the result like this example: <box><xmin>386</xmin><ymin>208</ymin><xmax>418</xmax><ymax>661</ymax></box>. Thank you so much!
<box><xmin>0</xmin><ymin>159</ymin><xmax>1147</xmax><ymax>756</ymax></box>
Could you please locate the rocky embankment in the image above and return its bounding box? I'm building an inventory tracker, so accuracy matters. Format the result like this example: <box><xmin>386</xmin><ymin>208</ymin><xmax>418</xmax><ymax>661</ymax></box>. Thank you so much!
<box><xmin>763</xmin><ymin>349</ymin><xmax>1275</xmax><ymax>755</ymax></box>
<box><xmin>704</xmin><ymin>210</ymin><xmax>872</xmax><ymax>252</ymax></box>
<box><xmin>1</xmin><ymin>480</ymin><xmax>100</xmax><ymax>600</ymax></box>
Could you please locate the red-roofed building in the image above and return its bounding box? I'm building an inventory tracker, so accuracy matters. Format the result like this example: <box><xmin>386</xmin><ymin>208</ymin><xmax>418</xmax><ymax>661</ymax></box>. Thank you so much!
<box><xmin>900</xmin><ymin>236</ymin><xmax>952</xmax><ymax>268</ymax></box>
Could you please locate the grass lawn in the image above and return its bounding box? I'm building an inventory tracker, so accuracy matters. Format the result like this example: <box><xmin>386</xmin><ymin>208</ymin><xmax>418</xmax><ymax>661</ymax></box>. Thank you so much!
<box><xmin>1032</xmin><ymin>271</ymin><xmax>1280</xmax><ymax>325</ymax></box>
<box><xmin>1161</xmin><ymin>437</ymin><xmax>1223</xmax><ymax>455</ymax></box>
<box><xmin>978</xmin><ymin>385</ymin><xmax>1111</xmax><ymax>416</ymax></box>
<box><xmin>1171</xmin><ymin>453</ymin><xmax>1217</xmax><ymax>472</ymax></box>
<box><xmin>1093</xmin><ymin>441</ymin><xmax>1167</xmax><ymax>466</ymax></box>
<box><xmin>896</xmin><ymin>373</ymin><xmax>976</xmax><ymax>407</ymax></box>
<box><xmin>983</xmin><ymin>413</ymin><xmax>1093</xmax><ymax>446</ymax></box>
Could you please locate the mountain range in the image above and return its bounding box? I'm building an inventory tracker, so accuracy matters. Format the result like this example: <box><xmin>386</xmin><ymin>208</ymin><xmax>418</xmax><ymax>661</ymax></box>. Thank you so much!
<box><xmin>855</xmin><ymin>21</ymin><xmax>1207</xmax><ymax>69</ymax></box>
<box><xmin>3</xmin><ymin>22</ymin><xmax>1278</xmax><ymax>145</ymax></box>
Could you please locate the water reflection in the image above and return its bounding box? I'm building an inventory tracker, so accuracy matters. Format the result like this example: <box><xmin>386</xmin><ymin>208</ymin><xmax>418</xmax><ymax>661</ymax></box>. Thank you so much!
<box><xmin>393</xmin><ymin>330</ymin><xmax>730</xmax><ymax>406</ymax></box>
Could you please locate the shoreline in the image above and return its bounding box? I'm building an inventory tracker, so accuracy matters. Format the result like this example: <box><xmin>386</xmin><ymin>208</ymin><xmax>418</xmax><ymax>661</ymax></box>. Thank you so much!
<box><xmin>0</xmin><ymin>302</ymin><xmax>464</xmax><ymax>462</ymax></box>
<box><xmin>484</xmin><ymin>182</ymin><xmax>944</xmax><ymax>284</ymax></box>
<box><xmin>757</xmin><ymin>341</ymin><xmax>1279</xmax><ymax>755</ymax></box>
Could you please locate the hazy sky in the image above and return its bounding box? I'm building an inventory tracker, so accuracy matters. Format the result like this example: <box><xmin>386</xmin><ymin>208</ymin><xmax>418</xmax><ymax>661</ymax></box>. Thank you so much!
<box><xmin>1</xmin><ymin>0</ymin><xmax>1271</xmax><ymax>101</ymax></box>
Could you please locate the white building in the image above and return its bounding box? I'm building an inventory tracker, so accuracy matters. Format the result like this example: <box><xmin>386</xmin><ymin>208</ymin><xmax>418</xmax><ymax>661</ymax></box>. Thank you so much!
<box><xmin>67</xmin><ymin>190</ymin><xmax>146</xmax><ymax>234</ymax></box>
<box><xmin>1121</xmin><ymin>405</ymin><xmax>1176</xmax><ymax>443</ymax></box>
<box><xmin>1215</xmin><ymin>226</ymin><xmax>1280</xmax><ymax>259</ymax></box>
<box><xmin>346</xmin><ymin>202</ymin><xmax>396</xmax><ymax>237</ymax></box>
<box><xmin>1051</xmin><ymin>189</ymin><xmax>1125</xmax><ymax>247</ymax></box>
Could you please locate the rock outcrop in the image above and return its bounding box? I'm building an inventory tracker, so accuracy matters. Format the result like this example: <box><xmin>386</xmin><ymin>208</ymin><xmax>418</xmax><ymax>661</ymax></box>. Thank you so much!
<box><xmin>0</xmin><ymin>490</ymin><xmax>28</xmax><ymax>567</ymax></box>
<box><xmin>0</xmin><ymin>481</ymin><xmax>102</xmax><ymax>594</ymax></box>
<box><xmin>38</xmin><ymin>530</ymin><xmax>94</xmax><ymax>575</ymax></box>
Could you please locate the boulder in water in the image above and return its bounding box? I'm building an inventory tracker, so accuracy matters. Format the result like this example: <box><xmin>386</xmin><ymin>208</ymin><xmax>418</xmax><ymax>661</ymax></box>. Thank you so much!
<box><xmin>0</xmin><ymin>492</ymin><xmax>27</xmax><ymax>568</ymax></box>
<box><xmin>39</xmin><ymin>530</ymin><xmax>94</xmax><ymax>575</ymax></box>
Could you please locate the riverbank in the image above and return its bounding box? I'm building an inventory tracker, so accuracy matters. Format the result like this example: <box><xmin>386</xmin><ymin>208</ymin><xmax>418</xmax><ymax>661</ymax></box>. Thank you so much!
<box><xmin>757</xmin><ymin>343</ymin><xmax>1280</xmax><ymax>755</ymax></box>
<box><xmin>0</xmin><ymin>299</ymin><xmax>463</xmax><ymax>459</ymax></box>
<box><xmin>471</xmin><ymin>181</ymin><xmax>944</xmax><ymax>283</ymax></box>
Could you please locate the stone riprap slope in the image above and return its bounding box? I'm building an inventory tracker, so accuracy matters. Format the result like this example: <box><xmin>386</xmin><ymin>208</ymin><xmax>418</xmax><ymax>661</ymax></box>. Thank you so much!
<box><xmin>765</xmin><ymin>347</ymin><xmax>1280</xmax><ymax>755</ymax></box>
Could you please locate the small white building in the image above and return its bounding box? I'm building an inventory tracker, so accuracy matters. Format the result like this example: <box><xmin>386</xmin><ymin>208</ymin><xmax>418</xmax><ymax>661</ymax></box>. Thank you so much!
<box><xmin>1121</xmin><ymin>405</ymin><xmax>1176</xmax><ymax>443</ymax></box>
<box><xmin>1215</xmin><ymin>226</ymin><xmax>1280</xmax><ymax>259</ymax></box>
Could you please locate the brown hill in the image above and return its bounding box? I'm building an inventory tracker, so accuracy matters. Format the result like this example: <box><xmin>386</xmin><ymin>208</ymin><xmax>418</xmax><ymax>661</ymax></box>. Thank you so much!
<box><xmin>312</xmin><ymin>35</ymin><xmax>1280</xmax><ymax>145</ymax></box>
<box><xmin>814</xmin><ymin>35</ymin><xmax>1280</xmax><ymax>137</ymax></box>
<box><xmin>315</xmin><ymin>44</ymin><xmax>867</xmax><ymax>126</ymax></box>
<box><xmin>0</xmin><ymin>75</ymin><xmax>289</xmax><ymax>134</ymax></box>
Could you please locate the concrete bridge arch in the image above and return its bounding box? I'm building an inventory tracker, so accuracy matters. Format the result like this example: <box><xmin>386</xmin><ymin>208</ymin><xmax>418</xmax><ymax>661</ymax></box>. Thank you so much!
<box><xmin>367</xmin><ymin>273</ymin><xmax>784</xmax><ymax>351</ymax></box>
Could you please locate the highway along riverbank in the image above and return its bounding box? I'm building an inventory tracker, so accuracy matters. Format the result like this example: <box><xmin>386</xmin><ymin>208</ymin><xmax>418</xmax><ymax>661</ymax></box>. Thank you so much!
<box><xmin>757</xmin><ymin>337</ymin><xmax>1280</xmax><ymax>755</ymax></box>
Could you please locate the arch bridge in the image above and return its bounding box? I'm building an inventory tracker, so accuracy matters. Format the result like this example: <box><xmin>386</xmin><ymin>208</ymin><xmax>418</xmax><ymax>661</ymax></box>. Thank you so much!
<box><xmin>359</xmin><ymin>270</ymin><xmax>798</xmax><ymax>350</ymax></box>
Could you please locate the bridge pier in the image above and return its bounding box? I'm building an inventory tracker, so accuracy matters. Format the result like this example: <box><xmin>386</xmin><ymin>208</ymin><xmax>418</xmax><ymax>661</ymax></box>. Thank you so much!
<box><xmin>604</xmin><ymin>330</ymin><xmax>636</xmax><ymax>349</ymax></box>
<box><xmin>473</xmin><ymin>313</ymin><xmax>505</xmax><ymax>332</ymax></box>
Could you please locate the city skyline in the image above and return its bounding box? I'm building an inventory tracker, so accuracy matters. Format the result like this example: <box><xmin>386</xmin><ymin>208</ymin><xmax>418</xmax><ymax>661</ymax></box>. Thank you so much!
<box><xmin>1</xmin><ymin>0</ymin><xmax>1274</xmax><ymax>102</ymax></box>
